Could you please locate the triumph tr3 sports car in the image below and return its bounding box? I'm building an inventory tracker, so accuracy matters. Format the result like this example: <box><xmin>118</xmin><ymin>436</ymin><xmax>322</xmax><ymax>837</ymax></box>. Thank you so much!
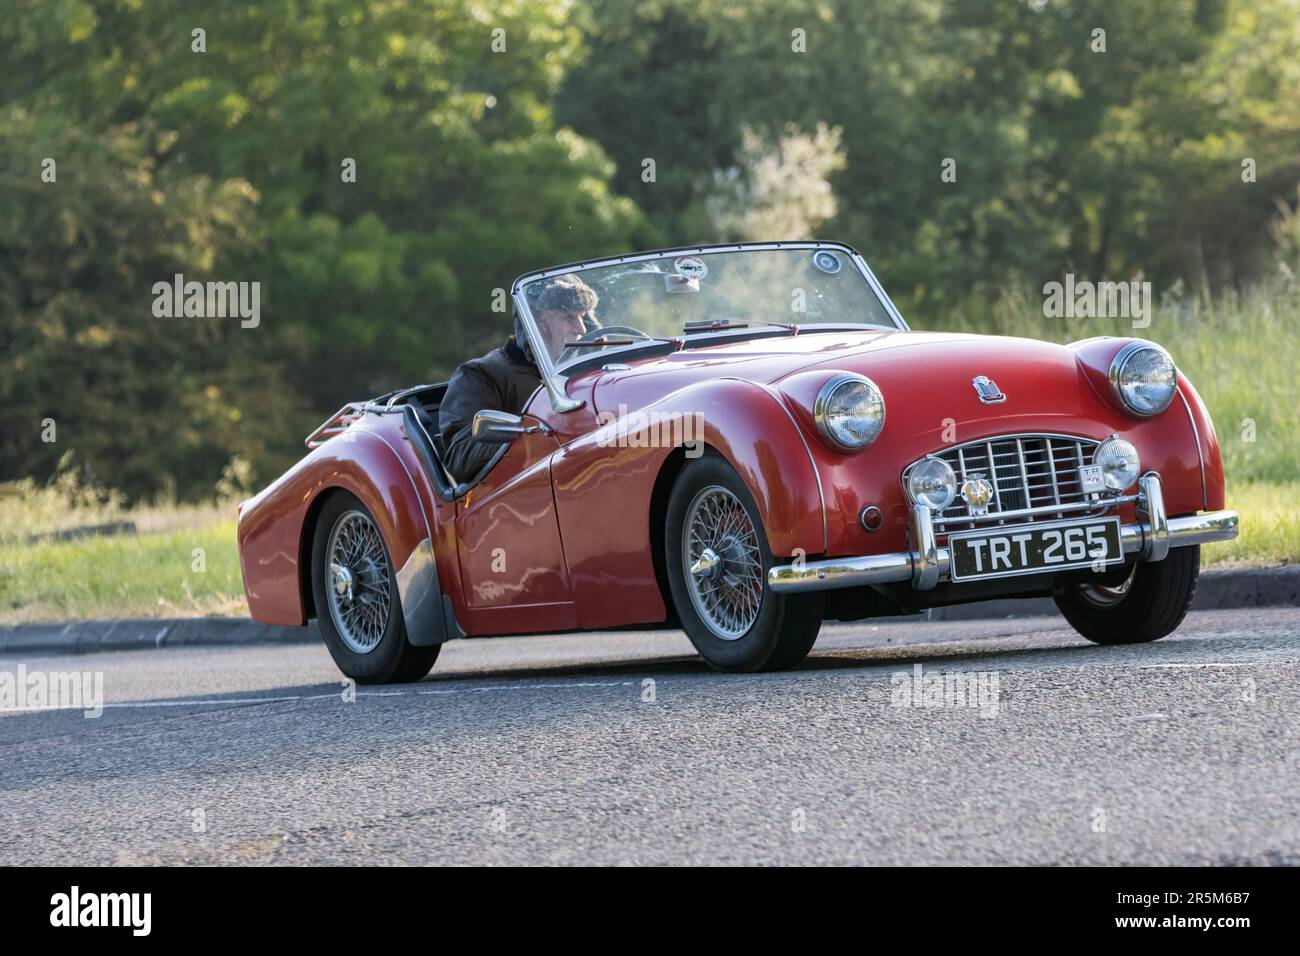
<box><xmin>236</xmin><ymin>241</ymin><xmax>1239</xmax><ymax>682</ymax></box>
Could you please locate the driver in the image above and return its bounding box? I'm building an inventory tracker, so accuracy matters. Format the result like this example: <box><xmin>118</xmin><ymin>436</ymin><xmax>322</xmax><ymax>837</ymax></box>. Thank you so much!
<box><xmin>438</xmin><ymin>277</ymin><xmax>598</xmax><ymax>483</ymax></box>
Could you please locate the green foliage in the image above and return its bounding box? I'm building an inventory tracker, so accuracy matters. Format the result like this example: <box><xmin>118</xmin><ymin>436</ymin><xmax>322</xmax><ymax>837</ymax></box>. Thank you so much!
<box><xmin>560</xmin><ymin>0</ymin><xmax>1300</xmax><ymax>309</ymax></box>
<box><xmin>1201</xmin><ymin>482</ymin><xmax>1300</xmax><ymax>567</ymax></box>
<box><xmin>0</xmin><ymin>0</ymin><xmax>646</xmax><ymax>499</ymax></box>
<box><xmin>1</xmin><ymin>0</ymin><xmax>1298</xmax><ymax>504</ymax></box>
<box><xmin>0</xmin><ymin>108</ymin><xmax>293</xmax><ymax>499</ymax></box>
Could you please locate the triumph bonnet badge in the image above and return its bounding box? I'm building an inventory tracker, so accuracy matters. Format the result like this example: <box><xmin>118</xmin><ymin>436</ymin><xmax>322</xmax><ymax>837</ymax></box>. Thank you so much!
<box><xmin>972</xmin><ymin>375</ymin><xmax>1006</xmax><ymax>404</ymax></box>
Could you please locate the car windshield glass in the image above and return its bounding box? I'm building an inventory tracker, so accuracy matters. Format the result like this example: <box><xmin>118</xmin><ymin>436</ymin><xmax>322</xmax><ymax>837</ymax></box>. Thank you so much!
<box><xmin>518</xmin><ymin>246</ymin><xmax>896</xmax><ymax>369</ymax></box>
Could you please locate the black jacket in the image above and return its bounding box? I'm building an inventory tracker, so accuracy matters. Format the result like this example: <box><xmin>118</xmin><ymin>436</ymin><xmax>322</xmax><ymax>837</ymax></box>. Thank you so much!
<box><xmin>438</xmin><ymin>338</ymin><xmax>541</xmax><ymax>482</ymax></box>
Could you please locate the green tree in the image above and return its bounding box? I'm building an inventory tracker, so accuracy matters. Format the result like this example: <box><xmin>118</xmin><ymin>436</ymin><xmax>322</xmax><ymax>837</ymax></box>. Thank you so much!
<box><xmin>559</xmin><ymin>0</ymin><xmax>1300</xmax><ymax>310</ymax></box>
<box><xmin>0</xmin><ymin>0</ymin><xmax>648</xmax><ymax>498</ymax></box>
<box><xmin>0</xmin><ymin>110</ymin><xmax>288</xmax><ymax>498</ymax></box>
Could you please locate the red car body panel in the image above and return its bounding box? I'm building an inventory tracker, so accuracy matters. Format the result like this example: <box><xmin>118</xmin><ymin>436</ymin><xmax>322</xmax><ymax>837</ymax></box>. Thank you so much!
<box><xmin>238</xmin><ymin>325</ymin><xmax>1227</xmax><ymax>639</ymax></box>
<box><xmin>548</xmin><ymin>376</ymin><xmax>828</xmax><ymax>629</ymax></box>
<box><xmin>238</xmin><ymin>425</ymin><xmax>438</xmax><ymax>626</ymax></box>
<box><xmin>454</xmin><ymin>427</ymin><xmax>577</xmax><ymax>627</ymax></box>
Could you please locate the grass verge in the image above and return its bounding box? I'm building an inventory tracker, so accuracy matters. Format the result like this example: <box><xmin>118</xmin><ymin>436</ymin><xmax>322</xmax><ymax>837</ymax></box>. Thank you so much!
<box><xmin>1203</xmin><ymin>481</ymin><xmax>1299</xmax><ymax>568</ymax></box>
<box><xmin>0</xmin><ymin>519</ymin><xmax>246</xmax><ymax>625</ymax></box>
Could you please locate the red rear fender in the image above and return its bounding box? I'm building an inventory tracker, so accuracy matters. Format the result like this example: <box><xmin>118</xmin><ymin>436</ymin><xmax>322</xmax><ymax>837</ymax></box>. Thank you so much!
<box><xmin>237</xmin><ymin>421</ymin><xmax>435</xmax><ymax>626</ymax></box>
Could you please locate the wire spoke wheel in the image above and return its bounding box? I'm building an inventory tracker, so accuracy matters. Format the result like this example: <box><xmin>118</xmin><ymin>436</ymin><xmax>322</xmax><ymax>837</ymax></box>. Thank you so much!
<box><xmin>325</xmin><ymin>509</ymin><xmax>392</xmax><ymax>654</ymax></box>
<box><xmin>683</xmin><ymin>485</ymin><xmax>763</xmax><ymax>640</ymax></box>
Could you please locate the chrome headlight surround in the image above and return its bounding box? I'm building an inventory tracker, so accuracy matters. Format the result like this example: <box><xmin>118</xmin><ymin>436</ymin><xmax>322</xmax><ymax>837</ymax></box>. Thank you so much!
<box><xmin>1108</xmin><ymin>341</ymin><xmax>1177</xmax><ymax>417</ymax></box>
<box><xmin>813</xmin><ymin>373</ymin><xmax>886</xmax><ymax>451</ymax></box>
<box><xmin>1093</xmin><ymin>435</ymin><xmax>1141</xmax><ymax>492</ymax></box>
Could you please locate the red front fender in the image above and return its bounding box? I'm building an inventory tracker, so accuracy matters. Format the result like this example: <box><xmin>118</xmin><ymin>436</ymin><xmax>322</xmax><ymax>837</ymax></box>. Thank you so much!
<box><xmin>551</xmin><ymin>377</ymin><xmax>826</xmax><ymax>629</ymax></box>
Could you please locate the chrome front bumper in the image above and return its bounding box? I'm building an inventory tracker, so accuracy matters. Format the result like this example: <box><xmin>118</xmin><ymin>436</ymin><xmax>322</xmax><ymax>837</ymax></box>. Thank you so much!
<box><xmin>767</xmin><ymin>474</ymin><xmax>1239</xmax><ymax>594</ymax></box>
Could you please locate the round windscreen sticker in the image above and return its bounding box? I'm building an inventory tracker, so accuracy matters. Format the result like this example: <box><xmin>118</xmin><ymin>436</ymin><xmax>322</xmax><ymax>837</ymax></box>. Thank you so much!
<box><xmin>813</xmin><ymin>250</ymin><xmax>842</xmax><ymax>274</ymax></box>
<box><xmin>674</xmin><ymin>255</ymin><xmax>707</xmax><ymax>280</ymax></box>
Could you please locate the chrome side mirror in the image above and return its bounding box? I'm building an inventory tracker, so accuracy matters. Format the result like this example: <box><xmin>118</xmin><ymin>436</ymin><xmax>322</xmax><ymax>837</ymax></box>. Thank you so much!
<box><xmin>472</xmin><ymin>409</ymin><xmax>549</xmax><ymax>444</ymax></box>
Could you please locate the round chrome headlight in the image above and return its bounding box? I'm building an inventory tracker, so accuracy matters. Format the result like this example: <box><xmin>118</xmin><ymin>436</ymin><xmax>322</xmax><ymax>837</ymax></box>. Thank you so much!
<box><xmin>907</xmin><ymin>457</ymin><xmax>957</xmax><ymax>510</ymax></box>
<box><xmin>1093</xmin><ymin>436</ymin><xmax>1140</xmax><ymax>492</ymax></box>
<box><xmin>1109</xmin><ymin>342</ymin><xmax>1176</xmax><ymax>416</ymax></box>
<box><xmin>814</xmin><ymin>374</ymin><xmax>885</xmax><ymax>451</ymax></box>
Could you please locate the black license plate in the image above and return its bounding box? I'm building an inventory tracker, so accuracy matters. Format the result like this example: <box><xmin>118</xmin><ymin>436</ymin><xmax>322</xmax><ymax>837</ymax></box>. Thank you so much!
<box><xmin>948</xmin><ymin>517</ymin><xmax>1122</xmax><ymax>582</ymax></box>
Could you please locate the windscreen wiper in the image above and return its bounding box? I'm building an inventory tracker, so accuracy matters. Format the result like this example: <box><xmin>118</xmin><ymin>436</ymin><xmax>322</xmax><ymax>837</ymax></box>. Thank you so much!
<box><xmin>683</xmin><ymin>320</ymin><xmax>748</xmax><ymax>333</ymax></box>
<box><xmin>564</xmin><ymin>335</ymin><xmax>682</xmax><ymax>348</ymax></box>
<box><xmin>683</xmin><ymin>320</ymin><xmax>800</xmax><ymax>334</ymax></box>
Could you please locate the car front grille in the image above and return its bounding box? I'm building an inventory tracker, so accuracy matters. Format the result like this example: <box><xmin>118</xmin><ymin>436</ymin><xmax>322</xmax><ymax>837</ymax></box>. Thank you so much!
<box><xmin>910</xmin><ymin>434</ymin><xmax>1103</xmax><ymax>532</ymax></box>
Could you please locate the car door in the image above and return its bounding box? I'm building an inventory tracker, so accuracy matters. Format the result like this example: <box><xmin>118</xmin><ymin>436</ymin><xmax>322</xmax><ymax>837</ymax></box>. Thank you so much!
<box><xmin>453</xmin><ymin>418</ymin><xmax>576</xmax><ymax>629</ymax></box>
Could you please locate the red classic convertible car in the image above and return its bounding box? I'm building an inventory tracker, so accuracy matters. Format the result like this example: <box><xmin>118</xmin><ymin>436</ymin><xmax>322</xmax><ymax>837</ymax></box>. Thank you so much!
<box><xmin>237</xmin><ymin>241</ymin><xmax>1239</xmax><ymax>682</ymax></box>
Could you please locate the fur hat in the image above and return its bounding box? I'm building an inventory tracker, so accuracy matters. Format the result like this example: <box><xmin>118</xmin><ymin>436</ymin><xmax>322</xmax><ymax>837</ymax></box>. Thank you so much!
<box><xmin>515</xmin><ymin>278</ymin><xmax>599</xmax><ymax>363</ymax></box>
<box><xmin>530</xmin><ymin>277</ymin><xmax>599</xmax><ymax>316</ymax></box>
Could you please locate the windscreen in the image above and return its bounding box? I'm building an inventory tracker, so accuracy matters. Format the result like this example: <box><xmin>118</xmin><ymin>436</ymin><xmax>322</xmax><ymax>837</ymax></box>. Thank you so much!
<box><xmin>518</xmin><ymin>247</ymin><xmax>896</xmax><ymax>368</ymax></box>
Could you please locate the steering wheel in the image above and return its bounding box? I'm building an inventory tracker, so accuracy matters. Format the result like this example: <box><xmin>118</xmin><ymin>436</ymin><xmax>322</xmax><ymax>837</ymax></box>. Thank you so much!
<box><xmin>556</xmin><ymin>324</ymin><xmax>650</xmax><ymax>365</ymax></box>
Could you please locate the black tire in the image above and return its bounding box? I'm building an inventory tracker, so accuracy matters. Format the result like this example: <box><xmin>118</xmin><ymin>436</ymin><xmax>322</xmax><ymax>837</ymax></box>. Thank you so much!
<box><xmin>311</xmin><ymin>492</ymin><xmax>439</xmax><ymax>684</ymax></box>
<box><xmin>1053</xmin><ymin>546</ymin><xmax>1199</xmax><ymax>645</ymax></box>
<box><xmin>664</xmin><ymin>454</ymin><xmax>824</xmax><ymax>672</ymax></box>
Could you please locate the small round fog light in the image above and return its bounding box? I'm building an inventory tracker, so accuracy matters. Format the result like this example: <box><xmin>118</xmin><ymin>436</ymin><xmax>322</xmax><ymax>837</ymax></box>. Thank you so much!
<box><xmin>907</xmin><ymin>457</ymin><xmax>957</xmax><ymax>510</ymax></box>
<box><xmin>1093</xmin><ymin>436</ymin><xmax>1140</xmax><ymax>492</ymax></box>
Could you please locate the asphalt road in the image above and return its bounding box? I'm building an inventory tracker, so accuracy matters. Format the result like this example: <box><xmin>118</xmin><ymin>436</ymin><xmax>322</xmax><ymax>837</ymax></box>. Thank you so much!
<box><xmin>1</xmin><ymin>607</ymin><xmax>1297</xmax><ymax>865</ymax></box>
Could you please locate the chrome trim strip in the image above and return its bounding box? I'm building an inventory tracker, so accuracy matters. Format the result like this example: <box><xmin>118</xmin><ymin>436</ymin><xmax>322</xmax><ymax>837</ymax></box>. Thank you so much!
<box><xmin>768</xmin><ymin>551</ymin><xmax>913</xmax><ymax>592</ymax></box>
<box><xmin>904</xmin><ymin>431</ymin><xmax>1103</xmax><ymax>467</ymax></box>
<box><xmin>1177</xmin><ymin>387</ymin><xmax>1209</xmax><ymax>510</ymax></box>
<box><xmin>933</xmin><ymin>495</ymin><xmax>1137</xmax><ymax>527</ymax></box>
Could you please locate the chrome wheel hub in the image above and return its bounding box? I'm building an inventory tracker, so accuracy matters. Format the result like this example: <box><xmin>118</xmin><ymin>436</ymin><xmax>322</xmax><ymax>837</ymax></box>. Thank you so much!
<box><xmin>325</xmin><ymin>510</ymin><xmax>391</xmax><ymax>654</ymax></box>
<box><xmin>330</xmin><ymin>562</ymin><xmax>355</xmax><ymax>602</ymax></box>
<box><xmin>690</xmin><ymin>547</ymin><xmax>721</xmax><ymax>581</ymax></box>
<box><xmin>683</xmin><ymin>486</ymin><xmax>763</xmax><ymax>640</ymax></box>
<box><xmin>1077</xmin><ymin>562</ymin><xmax>1138</xmax><ymax>609</ymax></box>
